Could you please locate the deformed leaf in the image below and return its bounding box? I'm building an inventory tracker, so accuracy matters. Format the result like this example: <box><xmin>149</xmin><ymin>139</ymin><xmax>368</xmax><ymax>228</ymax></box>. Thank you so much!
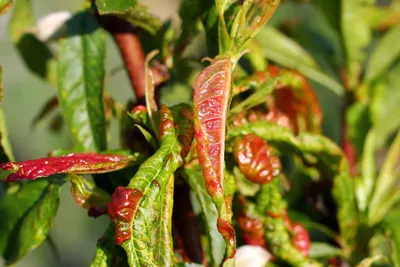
<box><xmin>57</xmin><ymin>10</ymin><xmax>107</xmax><ymax>152</ymax></box>
<box><xmin>109</xmin><ymin>104</ymin><xmax>194</xmax><ymax>266</ymax></box>
<box><xmin>95</xmin><ymin>0</ymin><xmax>137</xmax><ymax>15</ymax></box>
<box><xmin>185</xmin><ymin>164</ymin><xmax>225</xmax><ymax>267</ymax></box>
<box><xmin>0</xmin><ymin>175</ymin><xmax>66</xmax><ymax>264</ymax></box>
<box><xmin>0</xmin><ymin>152</ymin><xmax>136</xmax><ymax>182</ymax></box>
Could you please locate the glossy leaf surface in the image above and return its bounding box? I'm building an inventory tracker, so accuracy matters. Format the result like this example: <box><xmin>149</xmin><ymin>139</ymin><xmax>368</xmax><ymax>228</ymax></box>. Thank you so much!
<box><xmin>0</xmin><ymin>153</ymin><xmax>135</xmax><ymax>182</ymax></box>
<box><xmin>57</xmin><ymin>11</ymin><xmax>107</xmax><ymax>152</ymax></box>
<box><xmin>0</xmin><ymin>175</ymin><xmax>66</xmax><ymax>264</ymax></box>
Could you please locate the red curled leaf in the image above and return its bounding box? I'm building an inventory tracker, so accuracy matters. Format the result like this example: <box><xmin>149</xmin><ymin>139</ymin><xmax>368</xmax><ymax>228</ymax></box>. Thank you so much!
<box><xmin>108</xmin><ymin>186</ymin><xmax>144</xmax><ymax>245</ymax></box>
<box><xmin>237</xmin><ymin>196</ymin><xmax>266</xmax><ymax>247</ymax></box>
<box><xmin>193</xmin><ymin>55</ymin><xmax>232</xmax><ymax>198</ymax></box>
<box><xmin>217</xmin><ymin>218</ymin><xmax>236</xmax><ymax>255</ymax></box>
<box><xmin>283</xmin><ymin>211</ymin><xmax>311</xmax><ymax>257</ymax></box>
<box><xmin>231</xmin><ymin>108</ymin><xmax>294</xmax><ymax>131</ymax></box>
<box><xmin>233</xmin><ymin>134</ymin><xmax>281</xmax><ymax>184</ymax></box>
<box><xmin>1</xmin><ymin>153</ymin><xmax>134</xmax><ymax>182</ymax></box>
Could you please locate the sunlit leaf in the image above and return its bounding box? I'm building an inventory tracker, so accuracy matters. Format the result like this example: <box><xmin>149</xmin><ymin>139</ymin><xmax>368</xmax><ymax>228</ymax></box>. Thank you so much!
<box><xmin>57</xmin><ymin>11</ymin><xmax>107</xmax><ymax>152</ymax></box>
<box><xmin>95</xmin><ymin>0</ymin><xmax>137</xmax><ymax>15</ymax></box>
<box><xmin>0</xmin><ymin>175</ymin><xmax>66</xmax><ymax>264</ymax></box>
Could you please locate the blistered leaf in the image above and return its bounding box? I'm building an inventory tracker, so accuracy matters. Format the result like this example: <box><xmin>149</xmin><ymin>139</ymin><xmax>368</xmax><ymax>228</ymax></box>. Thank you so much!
<box><xmin>0</xmin><ymin>176</ymin><xmax>66</xmax><ymax>264</ymax></box>
<box><xmin>365</xmin><ymin>26</ymin><xmax>400</xmax><ymax>82</ymax></box>
<box><xmin>8</xmin><ymin>0</ymin><xmax>57</xmax><ymax>86</ymax></box>
<box><xmin>255</xmin><ymin>27</ymin><xmax>344</xmax><ymax>96</ymax></box>
<box><xmin>95</xmin><ymin>0</ymin><xmax>137</xmax><ymax>15</ymax></box>
<box><xmin>109</xmin><ymin>105</ymin><xmax>194</xmax><ymax>266</ymax></box>
<box><xmin>0</xmin><ymin>153</ymin><xmax>136</xmax><ymax>182</ymax></box>
<box><xmin>185</xmin><ymin>164</ymin><xmax>225</xmax><ymax>267</ymax></box>
<box><xmin>57</xmin><ymin>11</ymin><xmax>107</xmax><ymax>152</ymax></box>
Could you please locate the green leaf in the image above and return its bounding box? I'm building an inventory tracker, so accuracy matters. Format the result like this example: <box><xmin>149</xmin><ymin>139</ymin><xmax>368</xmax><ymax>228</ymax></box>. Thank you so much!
<box><xmin>185</xmin><ymin>165</ymin><xmax>225</xmax><ymax>267</ymax></box>
<box><xmin>8</xmin><ymin>0</ymin><xmax>57</xmax><ymax>86</ymax></box>
<box><xmin>255</xmin><ymin>27</ymin><xmax>344</xmax><ymax>96</ymax></box>
<box><xmin>346</xmin><ymin>102</ymin><xmax>371</xmax><ymax>156</ymax></box>
<box><xmin>341</xmin><ymin>0</ymin><xmax>373</xmax><ymax>88</ymax></box>
<box><xmin>356</xmin><ymin>130</ymin><xmax>376</xmax><ymax>212</ymax></box>
<box><xmin>95</xmin><ymin>0</ymin><xmax>137</xmax><ymax>15</ymax></box>
<box><xmin>0</xmin><ymin>175</ymin><xmax>66</xmax><ymax>264</ymax></box>
<box><xmin>308</xmin><ymin>243</ymin><xmax>343</xmax><ymax>259</ymax></box>
<box><xmin>145</xmin><ymin>50</ymin><xmax>159</xmax><ymax>136</ymax></box>
<box><xmin>111</xmin><ymin>104</ymin><xmax>194</xmax><ymax>266</ymax></box>
<box><xmin>57</xmin><ymin>11</ymin><xmax>107</xmax><ymax>152</ymax></box>
<box><xmin>332</xmin><ymin>172</ymin><xmax>358</xmax><ymax>253</ymax></box>
<box><xmin>114</xmin><ymin>4</ymin><xmax>162</xmax><ymax>35</ymax></box>
<box><xmin>356</xmin><ymin>256</ymin><xmax>387</xmax><ymax>267</ymax></box>
<box><xmin>384</xmin><ymin>209</ymin><xmax>400</xmax><ymax>266</ymax></box>
<box><xmin>0</xmin><ymin>0</ymin><xmax>12</xmax><ymax>15</ymax></box>
<box><xmin>368</xmin><ymin>131</ymin><xmax>400</xmax><ymax>226</ymax></box>
<box><xmin>365</xmin><ymin>26</ymin><xmax>400</xmax><ymax>82</ymax></box>
<box><xmin>90</xmin><ymin>224</ymin><xmax>115</xmax><ymax>267</ymax></box>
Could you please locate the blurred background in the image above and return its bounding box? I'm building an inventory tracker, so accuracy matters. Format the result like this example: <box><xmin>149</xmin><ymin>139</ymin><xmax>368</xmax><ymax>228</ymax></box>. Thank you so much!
<box><xmin>0</xmin><ymin>1</ymin><xmax>178</xmax><ymax>266</ymax></box>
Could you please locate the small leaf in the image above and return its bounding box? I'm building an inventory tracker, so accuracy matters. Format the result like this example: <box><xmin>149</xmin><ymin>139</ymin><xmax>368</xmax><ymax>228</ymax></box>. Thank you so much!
<box><xmin>365</xmin><ymin>26</ymin><xmax>400</xmax><ymax>82</ymax></box>
<box><xmin>356</xmin><ymin>256</ymin><xmax>387</xmax><ymax>267</ymax></box>
<box><xmin>95</xmin><ymin>0</ymin><xmax>137</xmax><ymax>15</ymax></box>
<box><xmin>57</xmin><ymin>10</ymin><xmax>107</xmax><ymax>152</ymax></box>
<box><xmin>0</xmin><ymin>152</ymin><xmax>136</xmax><ymax>182</ymax></box>
<box><xmin>0</xmin><ymin>175</ymin><xmax>66</xmax><ymax>264</ymax></box>
<box><xmin>185</xmin><ymin>164</ymin><xmax>225</xmax><ymax>267</ymax></box>
<box><xmin>255</xmin><ymin>27</ymin><xmax>344</xmax><ymax>96</ymax></box>
<box><xmin>308</xmin><ymin>243</ymin><xmax>343</xmax><ymax>259</ymax></box>
<box><xmin>8</xmin><ymin>0</ymin><xmax>57</xmax><ymax>86</ymax></box>
<box><xmin>0</xmin><ymin>0</ymin><xmax>12</xmax><ymax>15</ymax></box>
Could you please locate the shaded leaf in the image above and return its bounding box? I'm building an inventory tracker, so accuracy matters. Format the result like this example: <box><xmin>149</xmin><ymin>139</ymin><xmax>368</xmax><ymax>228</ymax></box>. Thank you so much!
<box><xmin>185</xmin><ymin>164</ymin><xmax>225</xmax><ymax>267</ymax></box>
<box><xmin>365</xmin><ymin>26</ymin><xmax>400</xmax><ymax>82</ymax></box>
<box><xmin>0</xmin><ymin>175</ymin><xmax>66</xmax><ymax>264</ymax></box>
<box><xmin>57</xmin><ymin>11</ymin><xmax>107</xmax><ymax>152</ymax></box>
<box><xmin>8</xmin><ymin>0</ymin><xmax>57</xmax><ymax>86</ymax></box>
<box><xmin>31</xmin><ymin>96</ymin><xmax>59</xmax><ymax>128</ymax></box>
<box><xmin>255</xmin><ymin>27</ymin><xmax>344</xmax><ymax>96</ymax></box>
<box><xmin>346</xmin><ymin>102</ymin><xmax>371</xmax><ymax>156</ymax></box>
<box><xmin>95</xmin><ymin>0</ymin><xmax>137</xmax><ymax>15</ymax></box>
<box><xmin>0</xmin><ymin>152</ymin><xmax>136</xmax><ymax>182</ymax></box>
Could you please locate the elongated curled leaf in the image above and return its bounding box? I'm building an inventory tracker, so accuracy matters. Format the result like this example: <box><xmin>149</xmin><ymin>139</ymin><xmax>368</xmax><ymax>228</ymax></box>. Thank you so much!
<box><xmin>193</xmin><ymin>55</ymin><xmax>232</xmax><ymax>199</ymax></box>
<box><xmin>109</xmin><ymin>104</ymin><xmax>194</xmax><ymax>267</ymax></box>
<box><xmin>57</xmin><ymin>10</ymin><xmax>107</xmax><ymax>152</ymax></box>
<box><xmin>233</xmin><ymin>134</ymin><xmax>281</xmax><ymax>184</ymax></box>
<box><xmin>69</xmin><ymin>174</ymin><xmax>111</xmax><ymax>217</ymax></box>
<box><xmin>0</xmin><ymin>152</ymin><xmax>135</xmax><ymax>182</ymax></box>
<box><xmin>0</xmin><ymin>175</ymin><xmax>66</xmax><ymax>264</ymax></box>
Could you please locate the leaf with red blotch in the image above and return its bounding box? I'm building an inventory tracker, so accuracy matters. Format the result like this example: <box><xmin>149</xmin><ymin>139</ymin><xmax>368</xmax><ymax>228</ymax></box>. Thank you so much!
<box><xmin>283</xmin><ymin>211</ymin><xmax>311</xmax><ymax>257</ymax></box>
<box><xmin>0</xmin><ymin>152</ymin><xmax>136</xmax><ymax>182</ymax></box>
<box><xmin>193</xmin><ymin>55</ymin><xmax>232</xmax><ymax>200</ymax></box>
<box><xmin>233</xmin><ymin>134</ymin><xmax>281</xmax><ymax>184</ymax></box>
<box><xmin>237</xmin><ymin>196</ymin><xmax>266</xmax><ymax>248</ymax></box>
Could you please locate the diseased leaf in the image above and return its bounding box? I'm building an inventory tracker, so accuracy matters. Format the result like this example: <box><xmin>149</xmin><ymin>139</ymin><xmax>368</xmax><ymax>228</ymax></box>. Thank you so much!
<box><xmin>0</xmin><ymin>175</ymin><xmax>66</xmax><ymax>264</ymax></box>
<box><xmin>57</xmin><ymin>11</ymin><xmax>107</xmax><ymax>152</ymax></box>
<box><xmin>109</xmin><ymin>104</ymin><xmax>194</xmax><ymax>266</ymax></box>
<box><xmin>185</xmin><ymin>164</ymin><xmax>225</xmax><ymax>267</ymax></box>
<box><xmin>0</xmin><ymin>0</ymin><xmax>12</xmax><ymax>15</ymax></box>
<box><xmin>255</xmin><ymin>27</ymin><xmax>344</xmax><ymax>96</ymax></box>
<box><xmin>0</xmin><ymin>152</ymin><xmax>136</xmax><ymax>182</ymax></box>
<box><xmin>8</xmin><ymin>0</ymin><xmax>57</xmax><ymax>86</ymax></box>
<box><xmin>365</xmin><ymin>26</ymin><xmax>400</xmax><ymax>82</ymax></box>
<box><xmin>95</xmin><ymin>0</ymin><xmax>137</xmax><ymax>15</ymax></box>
